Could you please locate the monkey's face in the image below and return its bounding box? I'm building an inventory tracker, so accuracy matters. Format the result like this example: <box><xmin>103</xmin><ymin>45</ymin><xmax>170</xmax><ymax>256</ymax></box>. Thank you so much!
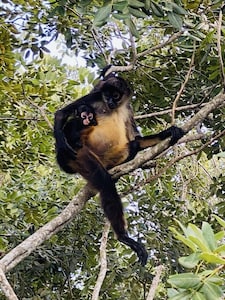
<box><xmin>102</xmin><ymin>87</ymin><xmax>123</xmax><ymax>109</ymax></box>
<box><xmin>77</xmin><ymin>105</ymin><xmax>97</xmax><ymax>126</ymax></box>
<box><xmin>80</xmin><ymin>111</ymin><xmax>95</xmax><ymax>125</ymax></box>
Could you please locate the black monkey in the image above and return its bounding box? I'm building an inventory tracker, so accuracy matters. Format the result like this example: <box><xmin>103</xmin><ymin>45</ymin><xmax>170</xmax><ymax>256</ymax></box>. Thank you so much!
<box><xmin>54</xmin><ymin>74</ymin><xmax>184</xmax><ymax>265</ymax></box>
<box><xmin>63</xmin><ymin>104</ymin><xmax>97</xmax><ymax>150</ymax></box>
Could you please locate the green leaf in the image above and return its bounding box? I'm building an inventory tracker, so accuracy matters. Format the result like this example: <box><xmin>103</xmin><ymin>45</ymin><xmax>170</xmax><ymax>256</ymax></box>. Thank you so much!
<box><xmin>213</xmin><ymin>215</ymin><xmax>225</xmax><ymax>228</ymax></box>
<box><xmin>168</xmin><ymin>273</ymin><xmax>201</xmax><ymax>289</ymax></box>
<box><xmin>206</xmin><ymin>275</ymin><xmax>224</xmax><ymax>285</ymax></box>
<box><xmin>150</xmin><ymin>1</ymin><xmax>164</xmax><ymax>17</ymax></box>
<box><xmin>169</xmin><ymin>227</ymin><xmax>198</xmax><ymax>251</ymax></box>
<box><xmin>113</xmin><ymin>1</ymin><xmax>128</xmax><ymax>11</ymax></box>
<box><xmin>128</xmin><ymin>0</ymin><xmax>145</xmax><ymax>8</ymax></box>
<box><xmin>168</xmin><ymin>290</ymin><xmax>192</xmax><ymax>300</ymax></box>
<box><xmin>171</xmin><ymin>3</ymin><xmax>187</xmax><ymax>15</ymax></box>
<box><xmin>93</xmin><ymin>4</ymin><xmax>112</xmax><ymax>26</ymax></box>
<box><xmin>214</xmin><ymin>230</ymin><xmax>225</xmax><ymax>241</ymax></box>
<box><xmin>125</xmin><ymin>18</ymin><xmax>140</xmax><ymax>38</ymax></box>
<box><xmin>113</xmin><ymin>13</ymin><xmax>130</xmax><ymax>20</ymax></box>
<box><xmin>200</xmin><ymin>282</ymin><xmax>223</xmax><ymax>300</ymax></box>
<box><xmin>192</xmin><ymin>292</ymin><xmax>207</xmax><ymax>300</ymax></box>
<box><xmin>199</xmin><ymin>252</ymin><xmax>225</xmax><ymax>264</ymax></box>
<box><xmin>215</xmin><ymin>243</ymin><xmax>225</xmax><ymax>254</ymax></box>
<box><xmin>128</xmin><ymin>7</ymin><xmax>147</xmax><ymax>18</ymax></box>
<box><xmin>145</xmin><ymin>0</ymin><xmax>150</xmax><ymax>10</ymax></box>
<box><xmin>167</xmin><ymin>11</ymin><xmax>183</xmax><ymax>29</ymax></box>
<box><xmin>202</xmin><ymin>222</ymin><xmax>217</xmax><ymax>251</ymax></box>
<box><xmin>189</xmin><ymin>236</ymin><xmax>210</xmax><ymax>252</ymax></box>
<box><xmin>179</xmin><ymin>252</ymin><xmax>200</xmax><ymax>268</ymax></box>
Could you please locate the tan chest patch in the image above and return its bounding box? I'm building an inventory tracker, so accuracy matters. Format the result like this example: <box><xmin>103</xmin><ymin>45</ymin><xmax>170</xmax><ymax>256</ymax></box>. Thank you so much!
<box><xmin>83</xmin><ymin>109</ymin><xmax>129</xmax><ymax>168</ymax></box>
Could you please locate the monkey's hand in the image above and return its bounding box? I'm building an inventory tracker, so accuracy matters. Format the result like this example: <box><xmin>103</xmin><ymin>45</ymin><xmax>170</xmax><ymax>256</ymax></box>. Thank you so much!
<box><xmin>158</xmin><ymin>126</ymin><xmax>185</xmax><ymax>146</ymax></box>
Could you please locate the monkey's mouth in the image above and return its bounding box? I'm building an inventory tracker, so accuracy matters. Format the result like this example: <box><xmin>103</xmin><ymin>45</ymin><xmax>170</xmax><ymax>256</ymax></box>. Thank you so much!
<box><xmin>108</xmin><ymin>102</ymin><xmax>117</xmax><ymax>109</ymax></box>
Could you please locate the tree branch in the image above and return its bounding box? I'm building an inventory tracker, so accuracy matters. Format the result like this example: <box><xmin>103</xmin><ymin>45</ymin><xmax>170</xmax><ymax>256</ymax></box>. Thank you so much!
<box><xmin>137</xmin><ymin>31</ymin><xmax>183</xmax><ymax>59</ymax></box>
<box><xmin>91</xmin><ymin>220</ymin><xmax>110</xmax><ymax>300</ymax></box>
<box><xmin>134</xmin><ymin>103</ymin><xmax>205</xmax><ymax>120</ymax></box>
<box><xmin>0</xmin><ymin>268</ymin><xmax>18</xmax><ymax>300</ymax></box>
<box><xmin>171</xmin><ymin>44</ymin><xmax>195</xmax><ymax>125</ymax></box>
<box><xmin>22</xmin><ymin>85</ymin><xmax>53</xmax><ymax>130</ymax></box>
<box><xmin>217</xmin><ymin>8</ymin><xmax>225</xmax><ymax>89</ymax></box>
<box><xmin>105</xmin><ymin>31</ymin><xmax>183</xmax><ymax>75</ymax></box>
<box><xmin>146</xmin><ymin>265</ymin><xmax>164</xmax><ymax>300</ymax></box>
<box><xmin>0</xmin><ymin>91</ymin><xmax>224</xmax><ymax>277</ymax></box>
<box><xmin>0</xmin><ymin>186</ymin><xmax>96</xmax><ymax>273</ymax></box>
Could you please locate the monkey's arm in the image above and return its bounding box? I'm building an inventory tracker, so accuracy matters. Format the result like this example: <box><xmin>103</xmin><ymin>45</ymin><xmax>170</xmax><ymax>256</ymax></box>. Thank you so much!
<box><xmin>54</xmin><ymin>92</ymin><xmax>101</xmax><ymax>173</ymax></box>
<box><xmin>54</xmin><ymin>92</ymin><xmax>101</xmax><ymax>151</ymax></box>
<box><xmin>126</xmin><ymin>126</ymin><xmax>185</xmax><ymax>161</ymax></box>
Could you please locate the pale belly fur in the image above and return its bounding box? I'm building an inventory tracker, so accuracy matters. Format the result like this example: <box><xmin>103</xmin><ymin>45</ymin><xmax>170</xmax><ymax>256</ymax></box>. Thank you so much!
<box><xmin>85</xmin><ymin>112</ymin><xmax>129</xmax><ymax>168</ymax></box>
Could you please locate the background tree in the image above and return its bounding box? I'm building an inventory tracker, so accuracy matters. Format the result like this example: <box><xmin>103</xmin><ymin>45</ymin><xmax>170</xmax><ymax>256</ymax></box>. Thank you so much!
<box><xmin>0</xmin><ymin>0</ymin><xmax>225</xmax><ymax>299</ymax></box>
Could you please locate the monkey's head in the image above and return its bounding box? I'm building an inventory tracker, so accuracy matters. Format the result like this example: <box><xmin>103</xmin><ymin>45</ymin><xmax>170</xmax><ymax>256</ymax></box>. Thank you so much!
<box><xmin>101</xmin><ymin>76</ymin><xmax>132</xmax><ymax>109</ymax></box>
<box><xmin>76</xmin><ymin>105</ymin><xmax>97</xmax><ymax>126</ymax></box>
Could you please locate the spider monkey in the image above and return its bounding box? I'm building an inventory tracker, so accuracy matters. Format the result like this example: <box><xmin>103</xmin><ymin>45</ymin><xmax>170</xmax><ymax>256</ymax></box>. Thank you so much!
<box><xmin>54</xmin><ymin>72</ymin><xmax>185</xmax><ymax>266</ymax></box>
<box><xmin>63</xmin><ymin>104</ymin><xmax>97</xmax><ymax>150</ymax></box>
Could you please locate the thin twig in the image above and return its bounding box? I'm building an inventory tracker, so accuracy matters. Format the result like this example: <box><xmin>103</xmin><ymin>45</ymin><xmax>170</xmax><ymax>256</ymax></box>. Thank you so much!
<box><xmin>134</xmin><ymin>103</ymin><xmax>205</xmax><ymax>120</ymax></box>
<box><xmin>142</xmin><ymin>128</ymin><xmax>225</xmax><ymax>185</ymax></box>
<box><xmin>21</xmin><ymin>85</ymin><xmax>53</xmax><ymax>130</ymax></box>
<box><xmin>171</xmin><ymin>44</ymin><xmax>195</xmax><ymax>125</ymax></box>
<box><xmin>105</xmin><ymin>31</ymin><xmax>183</xmax><ymax>75</ymax></box>
<box><xmin>129</xmin><ymin>30</ymin><xmax>137</xmax><ymax>63</ymax></box>
<box><xmin>137</xmin><ymin>31</ymin><xmax>183</xmax><ymax>58</ymax></box>
<box><xmin>92</xmin><ymin>220</ymin><xmax>110</xmax><ymax>300</ymax></box>
<box><xmin>146</xmin><ymin>265</ymin><xmax>164</xmax><ymax>300</ymax></box>
<box><xmin>217</xmin><ymin>8</ymin><xmax>225</xmax><ymax>90</ymax></box>
<box><xmin>91</xmin><ymin>28</ymin><xmax>108</xmax><ymax>63</ymax></box>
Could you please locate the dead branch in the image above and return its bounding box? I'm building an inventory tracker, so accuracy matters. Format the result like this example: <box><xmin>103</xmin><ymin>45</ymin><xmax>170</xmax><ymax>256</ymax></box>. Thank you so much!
<box><xmin>91</xmin><ymin>220</ymin><xmax>110</xmax><ymax>300</ymax></box>
<box><xmin>171</xmin><ymin>44</ymin><xmax>195</xmax><ymax>125</ymax></box>
<box><xmin>143</xmin><ymin>128</ymin><xmax>225</xmax><ymax>185</ymax></box>
<box><xmin>217</xmin><ymin>8</ymin><xmax>225</xmax><ymax>89</ymax></box>
<box><xmin>146</xmin><ymin>265</ymin><xmax>164</xmax><ymax>300</ymax></box>
<box><xmin>0</xmin><ymin>268</ymin><xmax>18</xmax><ymax>300</ymax></box>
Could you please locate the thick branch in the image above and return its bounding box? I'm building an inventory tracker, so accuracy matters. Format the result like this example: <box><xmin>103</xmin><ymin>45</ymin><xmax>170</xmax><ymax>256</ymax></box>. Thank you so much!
<box><xmin>0</xmin><ymin>186</ymin><xmax>95</xmax><ymax>273</ymax></box>
<box><xmin>0</xmin><ymin>268</ymin><xmax>18</xmax><ymax>300</ymax></box>
<box><xmin>112</xmin><ymin>92</ymin><xmax>225</xmax><ymax>176</ymax></box>
<box><xmin>0</xmin><ymin>91</ymin><xmax>224</xmax><ymax>275</ymax></box>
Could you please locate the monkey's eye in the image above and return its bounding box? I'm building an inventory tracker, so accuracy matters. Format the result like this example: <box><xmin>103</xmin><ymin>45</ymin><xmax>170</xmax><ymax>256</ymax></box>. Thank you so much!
<box><xmin>81</xmin><ymin>112</ymin><xmax>88</xmax><ymax>119</ymax></box>
<box><xmin>88</xmin><ymin>113</ymin><xmax>93</xmax><ymax>120</ymax></box>
<box><xmin>113</xmin><ymin>91</ymin><xmax>120</xmax><ymax>100</ymax></box>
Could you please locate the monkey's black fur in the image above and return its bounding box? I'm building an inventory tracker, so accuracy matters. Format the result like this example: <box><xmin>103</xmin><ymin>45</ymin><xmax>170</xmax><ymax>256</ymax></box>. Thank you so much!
<box><xmin>54</xmin><ymin>73</ymin><xmax>184</xmax><ymax>265</ymax></box>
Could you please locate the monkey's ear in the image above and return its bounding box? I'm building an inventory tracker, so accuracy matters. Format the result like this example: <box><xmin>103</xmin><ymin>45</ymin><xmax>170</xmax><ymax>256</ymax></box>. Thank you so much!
<box><xmin>100</xmin><ymin>65</ymin><xmax>113</xmax><ymax>79</ymax></box>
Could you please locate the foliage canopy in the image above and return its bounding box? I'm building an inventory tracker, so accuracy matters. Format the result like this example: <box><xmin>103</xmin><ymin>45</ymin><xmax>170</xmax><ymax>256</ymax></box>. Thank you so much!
<box><xmin>0</xmin><ymin>0</ymin><xmax>225</xmax><ymax>299</ymax></box>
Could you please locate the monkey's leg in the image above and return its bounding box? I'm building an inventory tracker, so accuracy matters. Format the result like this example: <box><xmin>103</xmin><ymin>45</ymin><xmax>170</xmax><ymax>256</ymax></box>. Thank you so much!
<box><xmin>137</xmin><ymin>126</ymin><xmax>185</xmax><ymax>150</ymax></box>
<box><xmin>74</xmin><ymin>148</ymin><xmax>148</xmax><ymax>266</ymax></box>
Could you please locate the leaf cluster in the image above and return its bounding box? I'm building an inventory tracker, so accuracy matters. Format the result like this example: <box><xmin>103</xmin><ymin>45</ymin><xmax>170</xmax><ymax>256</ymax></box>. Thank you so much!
<box><xmin>168</xmin><ymin>217</ymin><xmax>225</xmax><ymax>299</ymax></box>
